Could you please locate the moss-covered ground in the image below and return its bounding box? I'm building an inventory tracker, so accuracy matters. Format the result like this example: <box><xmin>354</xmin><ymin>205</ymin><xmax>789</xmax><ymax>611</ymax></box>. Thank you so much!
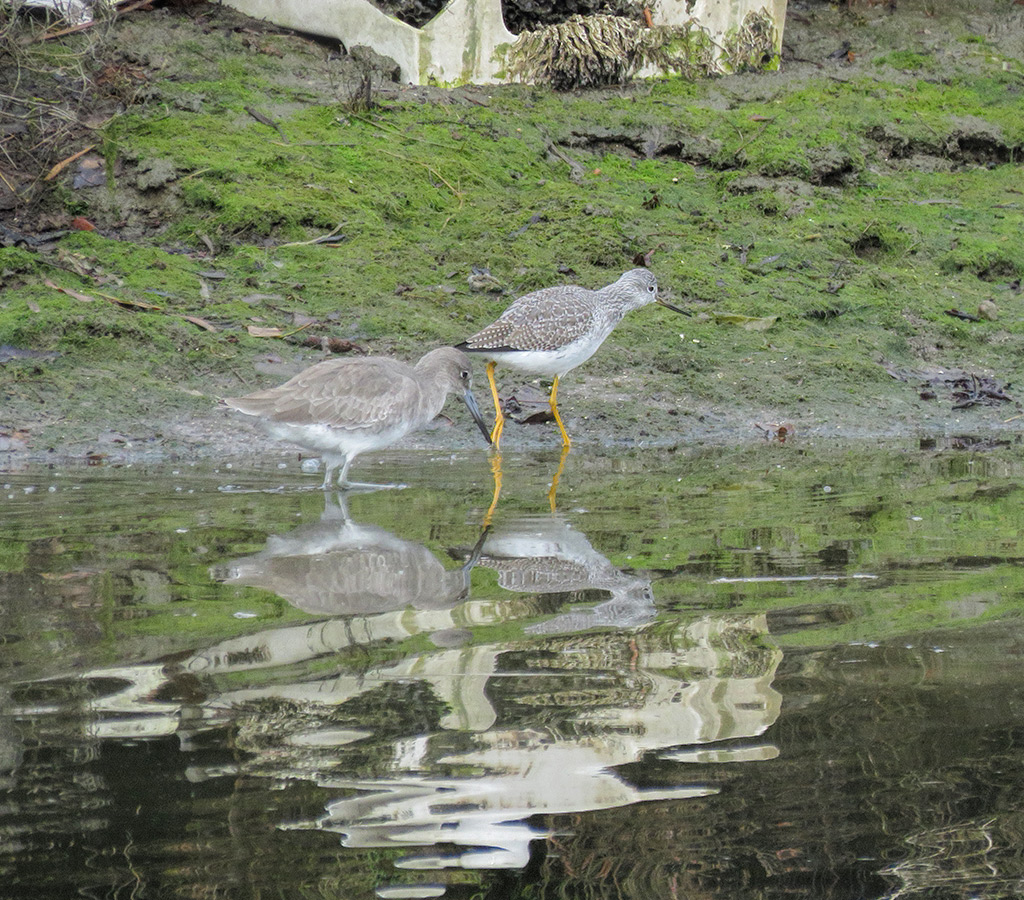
<box><xmin>0</xmin><ymin>0</ymin><xmax>1022</xmax><ymax>459</ymax></box>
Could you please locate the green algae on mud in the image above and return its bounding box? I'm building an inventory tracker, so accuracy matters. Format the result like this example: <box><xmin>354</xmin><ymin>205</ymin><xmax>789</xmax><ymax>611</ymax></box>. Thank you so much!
<box><xmin>0</xmin><ymin>1</ymin><xmax>1023</xmax><ymax>457</ymax></box>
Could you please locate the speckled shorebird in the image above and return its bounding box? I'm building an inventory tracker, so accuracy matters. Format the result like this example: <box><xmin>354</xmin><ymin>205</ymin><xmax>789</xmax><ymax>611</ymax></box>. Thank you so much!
<box><xmin>224</xmin><ymin>347</ymin><xmax>492</xmax><ymax>489</ymax></box>
<box><xmin>457</xmin><ymin>268</ymin><xmax>689</xmax><ymax>449</ymax></box>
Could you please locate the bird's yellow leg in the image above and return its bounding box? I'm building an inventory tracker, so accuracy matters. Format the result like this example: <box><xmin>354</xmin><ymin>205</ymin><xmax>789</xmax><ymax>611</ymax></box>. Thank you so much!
<box><xmin>486</xmin><ymin>361</ymin><xmax>504</xmax><ymax>449</ymax></box>
<box><xmin>548</xmin><ymin>375</ymin><xmax>571</xmax><ymax>449</ymax></box>
<box><xmin>547</xmin><ymin>444</ymin><xmax>570</xmax><ymax>513</ymax></box>
<box><xmin>484</xmin><ymin>451</ymin><xmax>503</xmax><ymax>527</ymax></box>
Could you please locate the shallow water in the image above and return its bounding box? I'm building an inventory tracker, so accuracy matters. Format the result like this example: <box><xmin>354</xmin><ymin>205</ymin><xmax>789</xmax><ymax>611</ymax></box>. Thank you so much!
<box><xmin>2</xmin><ymin>438</ymin><xmax>1024</xmax><ymax>899</ymax></box>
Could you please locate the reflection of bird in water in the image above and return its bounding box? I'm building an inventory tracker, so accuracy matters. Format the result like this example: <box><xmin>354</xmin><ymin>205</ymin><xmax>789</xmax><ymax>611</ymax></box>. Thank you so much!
<box><xmin>214</xmin><ymin>492</ymin><xmax>488</xmax><ymax>616</ymax></box>
<box><xmin>223</xmin><ymin>346</ymin><xmax>491</xmax><ymax>489</ymax></box>
<box><xmin>480</xmin><ymin>514</ymin><xmax>655</xmax><ymax>633</ymax></box>
<box><xmin>306</xmin><ymin>614</ymin><xmax>782</xmax><ymax>873</ymax></box>
<box><xmin>457</xmin><ymin>268</ymin><xmax>689</xmax><ymax>449</ymax></box>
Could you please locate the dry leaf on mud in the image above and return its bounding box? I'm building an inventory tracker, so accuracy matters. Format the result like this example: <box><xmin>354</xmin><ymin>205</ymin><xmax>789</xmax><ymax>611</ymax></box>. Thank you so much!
<box><xmin>181</xmin><ymin>315</ymin><xmax>218</xmax><ymax>332</ymax></box>
<box><xmin>44</xmin><ymin>278</ymin><xmax>95</xmax><ymax>303</ymax></box>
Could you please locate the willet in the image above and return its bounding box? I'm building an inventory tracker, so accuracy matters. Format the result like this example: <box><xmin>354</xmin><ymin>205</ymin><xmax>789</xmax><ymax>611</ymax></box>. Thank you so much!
<box><xmin>224</xmin><ymin>346</ymin><xmax>492</xmax><ymax>489</ymax></box>
<box><xmin>456</xmin><ymin>268</ymin><xmax>689</xmax><ymax>448</ymax></box>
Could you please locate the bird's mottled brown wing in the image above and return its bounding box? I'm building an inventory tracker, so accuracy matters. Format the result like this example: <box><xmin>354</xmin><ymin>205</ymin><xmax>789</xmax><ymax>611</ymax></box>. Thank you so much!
<box><xmin>461</xmin><ymin>286</ymin><xmax>599</xmax><ymax>352</ymax></box>
<box><xmin>226</xmin><ymin>358</ymin><xmax>422</xmax><ymax>430</ymax></box>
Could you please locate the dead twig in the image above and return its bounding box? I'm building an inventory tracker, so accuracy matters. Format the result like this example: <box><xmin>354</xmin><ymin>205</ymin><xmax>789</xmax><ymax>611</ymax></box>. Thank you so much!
<box><xmin>342</xmin><ymin>112</ymin><xmax>455</xmax><ymax>151</ymax></box>
<box><xmin>944</xmin><ymin>308</ymin><xmax>980</xmax><ymax>322</ymax></box>
<box><xmin>949</xmin><ymin>373</ymin><xmax>1013</xmax><ymax>409</ymax></box>
<box><xmin>245</xmin><ymin>106</ymin><xmax>285</xmax><ymax>140</ymax></box>
<box><xmin>278</xmin><ymin>224</ymin><xmax>346</xmax><ymax>248</ymax></box>
<box><xmin>43</xmin><ymin>144</ymin><xmax>95</xmax><ymax>181</ymax></box>
<box><xmin>545</xmin><ymin>142</ymin><xmax>585</xmax><ymax>183</ymax></box>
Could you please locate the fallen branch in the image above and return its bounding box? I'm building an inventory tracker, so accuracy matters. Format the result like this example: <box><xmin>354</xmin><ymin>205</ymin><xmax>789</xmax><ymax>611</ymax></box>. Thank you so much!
<box><xmin>180</xmin><ymin>315</ymin><xmax>217</xmax><ymax>332</ymax></box>
<box><xmin>545</xmin><ymin>142</ymin><xmax>585</xmax><ymax>183</ymax></box>
<box><xmin>343</xmin><ymin>112</ymin><xmax>455</xmax><ymax>150</ymax></box>
<box><xmin>44</xmin><ymin>279</ymin><xmax>217</xmax><ymax>332</ymax></box>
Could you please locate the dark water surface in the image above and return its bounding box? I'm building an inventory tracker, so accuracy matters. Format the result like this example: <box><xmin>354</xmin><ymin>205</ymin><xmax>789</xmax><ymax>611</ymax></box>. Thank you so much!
<box><xmin>2</xmin><ymin>439</ymin><xmax>1024</xmax><ymax>899</ymax></box>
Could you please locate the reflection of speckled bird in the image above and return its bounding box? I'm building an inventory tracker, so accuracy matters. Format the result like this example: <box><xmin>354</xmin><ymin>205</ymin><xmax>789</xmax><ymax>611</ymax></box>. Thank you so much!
<box><xmin>480</xmin><ymin>514</ymin><xmax>655</xmax><ymax>635</ymax></box>
<box><xmin>458</xmin><ymin>268</ymin><xmax>688</xmax><ymax>448</ymax></box>
<box><xmin>224</xmin><ymin>347</ymin><xmax>491</xmax><ymax>489</ymax></box>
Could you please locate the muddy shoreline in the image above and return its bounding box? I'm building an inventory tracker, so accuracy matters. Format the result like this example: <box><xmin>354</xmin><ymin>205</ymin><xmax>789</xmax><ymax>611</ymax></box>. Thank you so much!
<box><xmin>1</xmin><ymin>0</ymin><xmax>1022</xmax><ymax>466</ymax></box>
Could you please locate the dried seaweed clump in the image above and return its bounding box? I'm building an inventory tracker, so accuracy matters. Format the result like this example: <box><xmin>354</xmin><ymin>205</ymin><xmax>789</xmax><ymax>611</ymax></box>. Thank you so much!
<box><xmin>505</xmin><ymin>9</ymin><xmax>782</xmax><ymax>89</ymax></box>
<box><xmin>507</xmin><ymin>14</ymin><xmax>689</xmax><ymax>90</ymax></box>
<box><xmin>720</xmin><ymin>7</ymin><xmax>780</xmax><ymax>74</ymax></box>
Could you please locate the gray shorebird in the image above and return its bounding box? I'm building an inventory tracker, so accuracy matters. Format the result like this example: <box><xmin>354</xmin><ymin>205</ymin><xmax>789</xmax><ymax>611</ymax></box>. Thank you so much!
<box><xmin>224</xmin><ymin>346</ymin><xmax>492</xmax><ymax>489</ymax></box>
<box><xmin>457</xmin><ymin>268</ymin><xmax>688</xmax><ymax>449</ymax></box>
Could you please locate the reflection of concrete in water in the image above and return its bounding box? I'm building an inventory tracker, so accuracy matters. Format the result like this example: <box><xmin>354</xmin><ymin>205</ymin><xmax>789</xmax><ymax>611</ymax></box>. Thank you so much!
<box><xmin>481</xmin><ymin>514</ymin><xmax>656</xmax><ymax>634</ymax></box>
<box><xmin>214</xmin><ymin>492</ymin><xmax>485</xmax><ymax>615</ymax></box>
<box><xmin>186</xmin><ymin>603</ymin><xmax>540</xmax><ymax>732</ymax></box>
<box><xmin>293</xmin><ymin>615</ymin><xmax>783</xmax><ymax>875</ymax></box>
<box><xmin>11</xmin><ymin>664</ymin><xmax>182</xmax><ymax>741</ymax></box>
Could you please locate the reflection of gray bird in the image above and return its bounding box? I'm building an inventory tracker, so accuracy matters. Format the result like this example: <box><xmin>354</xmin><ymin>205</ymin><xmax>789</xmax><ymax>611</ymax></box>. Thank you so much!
<box><xmin>457</xmin><ymin>269</ymin><xmax>688</xmax><ymax>448</ymax></box>
<box><xmin>224</xmin><ymin>347</ymin><xmax>491</xmax><ymax>489</ymax></box>
<box><xmin>480</xmin><ymin>514</ymin><xmax>655</xmax><ymax>634</ymax></box>
<box><xmin>214</xmin><ymin>493</ymin><xmax>487</xmax><ymax>616</ymax></box>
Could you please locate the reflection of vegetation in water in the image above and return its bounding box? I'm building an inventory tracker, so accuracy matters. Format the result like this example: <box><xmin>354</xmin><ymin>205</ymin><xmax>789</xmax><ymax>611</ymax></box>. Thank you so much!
<box><xmin>1</xmin><ymin>443</ymin><xmax>1023</xmax><ymax>678</ymax></box>
<box><xmin>233</xmin><ymin>682</ymin><xmax>449</xmax><ymax>776</ymax></box>
<box><xmin>0</xmin><ymin>472</ymin><xmax>490</xmax><ymax>676</ymax></box>
<box><xmin>881</xmin><ymin>815</ymin><xmax>1024</xmax><ymax>899</ymax></box>
<box><xmin>5</xmin><ymin>453</ymin><xmax>1024</xmax><ymax>900</ymax></box>
<box><xmin>576</xmin><ymin>444</ymin><xmax>1024</xmax><ymax>648</ymax></box>
<box><xmin>525</xmin><ymin>615</ymin><xmax>778</xmax><ymax>682</ymax></box>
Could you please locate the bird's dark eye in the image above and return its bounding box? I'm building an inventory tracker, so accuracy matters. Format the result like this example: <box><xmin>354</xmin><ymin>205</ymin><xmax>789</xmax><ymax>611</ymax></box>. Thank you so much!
<box><xmin>648</xmin><ymin>284</ymin><xmax>656</xmax><ymax>292</ymax></box>
<box><xmin>461</xmin><ymin>370</ymin><xmax>470</xmax><ymax>380</ymax></box>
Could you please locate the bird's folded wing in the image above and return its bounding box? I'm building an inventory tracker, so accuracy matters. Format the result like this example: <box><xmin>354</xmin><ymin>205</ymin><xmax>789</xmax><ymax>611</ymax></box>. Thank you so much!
<box><xmin>227</xmin><ymin>359</ymin><xmax>421</xmax><ymax>430</ymax></box>
<box><xmin>464</xmin><ymin>287</ymin><xmax>597</xmax><ymax>352</ymax></box>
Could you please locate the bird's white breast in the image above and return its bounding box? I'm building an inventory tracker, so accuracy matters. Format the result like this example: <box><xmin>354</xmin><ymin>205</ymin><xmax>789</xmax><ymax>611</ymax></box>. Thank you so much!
<box><xmin>486</xmin><ymin>323</ymin><xmax>617</xmax><ymax>377</ymax></box>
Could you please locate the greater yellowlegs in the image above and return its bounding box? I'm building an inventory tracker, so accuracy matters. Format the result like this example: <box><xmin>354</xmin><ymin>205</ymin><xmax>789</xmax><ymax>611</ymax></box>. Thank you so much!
<box><xmin>224</xmin><ymin>346</ymin><xmax>492</xmax><ymax>489</ymax></box>
<box><xmin>457</xmin><ymin>268</ymin><xmax>688</xmax><ymax>448</ymax></box>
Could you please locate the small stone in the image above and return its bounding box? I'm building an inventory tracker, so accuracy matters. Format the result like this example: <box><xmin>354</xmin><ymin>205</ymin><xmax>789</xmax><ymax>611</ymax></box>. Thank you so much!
<box><xmin>978</xmin><ymin>299</ymin><xmax>998</xmax><ymax>321</ymax></box>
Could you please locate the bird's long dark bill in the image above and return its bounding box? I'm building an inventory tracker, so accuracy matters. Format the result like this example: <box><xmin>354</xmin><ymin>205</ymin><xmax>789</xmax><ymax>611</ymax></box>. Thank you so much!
<box><xmin>657</xmin><ymin>296</ymin><xmax>692</xmax><ymax>317</ymax></box>
<box><xmin>463</xmin><ymin>389</ymin><xmax>494</xmax><ymax>445</ymax></box>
